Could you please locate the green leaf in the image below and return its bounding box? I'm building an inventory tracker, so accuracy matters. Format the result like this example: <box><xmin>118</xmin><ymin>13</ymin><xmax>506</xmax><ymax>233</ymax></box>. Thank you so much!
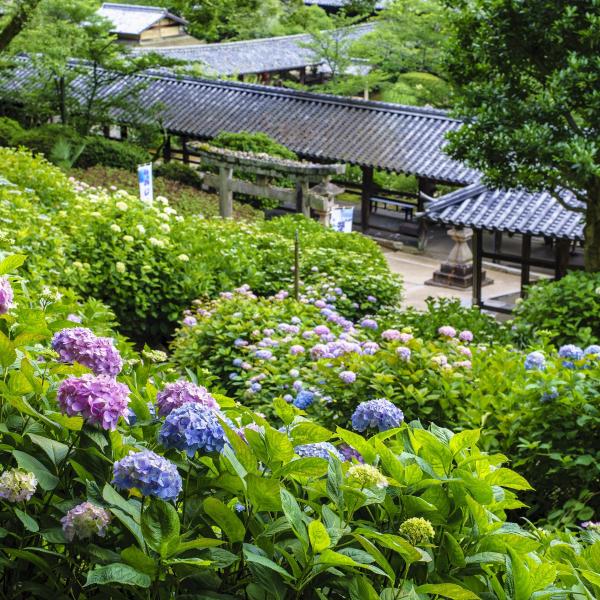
<box><xmin>203</xmin><ymin>497</ymin><xmax>245</xmax><ymax>544</ymax></box>
<box><xmin>336</xmin><ymin>427</ymin><xmax>376</xmax><ymax>463</ymax></box>
<box><xmin>449</xmin><ymin>429</ymin><xmax>480</xmax><ymax>455</ymax></box>
<box><xmin>280</xmin><ymin>488</ymin><xmax>307</xmax><ymax>544</ymax></box>
<box><xmin>102</xmin><ymin>484</ymin><xmax>140</xmax><ymax>520</ymax></box>
<box><xmin>508</xmin><ymin>547</ymin><xmax>533</xmax><ymax>600</ymax></box>
<box><xmin>27</xmin><ymin>434</ymin><xmax>69</xmax><ymax>466</ymax></box>
<box><xmin>581</xmin><ymin>569</ymin><xmax>600</xmax><ymax>588</ymax></box>
<box><xmin>278</xmin><ymin>457</ymin><xmax>328</xmax><ymax>479</ymax></box>
<box><xmin>443</xmin><ymin>532</ymin><xmax>466</xmax><ymax>567</ymax></box>
<box><xmin>485</xmin><ymin>468</ymin><xmax>533</xmax><ymax>491</ymax></box>
<box><xmin>243</xmin><ymin>546</ymin><xmax>292</xmax><ymax>579</ymax></box>
<box><xmin>12</xmin><ymin>450</ymin><xmax>59</xmax><ymax>490</ymax></box>
<box><xmin>326</xmin><ymin>456</ymin><xmax>344</xmax><ymax>511</ymax></box>
<box><xmin>265</xmin><ymin>427</ymin><xmax>295</xmax><ymax>464</ymax></box>
<box><xmin>273</xmin><ymin>397</ymin><xmax>299</xmax><ymax>425</ymax></box>
<box><xmin>416</xmin><ymin>583</ymin><xmax>479</xmax><ymax>600</ymax></box>
<box><xmin>308</xmin><ymin>520</ymin><xmax>331</xmax><ymax>553</ymax></box>
<box><xmin>173</xmin><ymin>537</ymin><xmax>224</xmax><ymax>555</ymax></box>
<box><xmin>14</xmin><ymin>508</ymin><xmax>39</xmax><ymax>532</ymax></box>
<box><xmin>141</xmin><ymin>498</ymin><xmax>180</xmax><ymax>558</ymax></box>
<box><xmin>121</xmin><ymin>546</ymin><xmax>157</xmax><ymax>577</ymax></box>
<box><xmin>355</xmin><ymin>529</ymin><xmax>421</xmax><ymax>564</ymax></box>
<box><xmin>0</xmin><ymin>254</ymin><xmax>26</xmax><ymax>275</ymax></box>
<box><xmin>0</xmin><ymin>332</ymin><xmax>16</xmax><ymax>369</ymax></box>
<box><xmin>290</xmin><ymin>422</ymin><xmax>332</xmax><ymax>446</ymax></box>
<box><xmin>247</xmin><ymin>474</ymin><xmax>282</xmax><ymax>512</ymax></box>
<box><xmin>84</xmin><ymin>563</ymin><xmax>151</xmax><ymax>588</ymax></box>
<box><xmin>349</xmin><ymin>576</ymin><xmax>380</xmax><ymax>600</ymax></box>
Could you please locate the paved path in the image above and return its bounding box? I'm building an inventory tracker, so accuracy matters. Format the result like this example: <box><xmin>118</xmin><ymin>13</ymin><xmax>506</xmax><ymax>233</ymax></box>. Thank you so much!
<box><xmin>382</xmin><ymin>248</ymin><xmax>526</xmax><ymax>311</ymax></box>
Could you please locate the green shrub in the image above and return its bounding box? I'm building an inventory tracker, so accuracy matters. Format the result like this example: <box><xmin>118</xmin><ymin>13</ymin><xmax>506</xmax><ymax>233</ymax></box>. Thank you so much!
<box><xmin>14</xmin><ymin>123</ymin><xmax>83</xmax><ymax>158</ymax></box>
<box><xmin>0</xmin><ymin>116</ymin><xmax>23</xmax><ymax>146</ymax></box>
<box><xmin>211</xmin><ymin>130</ymin><xmax>298</xmax><ymax>159</ymax></box>
<box><xmin>513</xmin><ymin>271</ymin><xmax>600</xmax><ymax>346</ymax></box>
<box><xmin>78</xmin><ymin>136</ymin><xmax>150</xmax><ymax>171</ymax></box>
<box><xmin>155</xmin><ymin>160</ymin><xmax>204</xmax><ymax>188</ymax></box>
<box><xmin>1</xmin><ymin>263</ymin><xmax>596</xmax><ymax>598</ymax></box>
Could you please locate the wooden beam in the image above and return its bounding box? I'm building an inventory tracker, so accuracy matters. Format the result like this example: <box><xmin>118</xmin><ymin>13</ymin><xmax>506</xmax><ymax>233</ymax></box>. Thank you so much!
<box><xmin>162</xmin><ymin>135</ymin><xmax>171</xmax><ymax>162</ymax></box>
<box><xmin>417</xmin><ymin>178</ymin><xmax>436</xmax><ymax>211</ymax></box>
<box><xmin>555</xmin><ymin>238</ymin><xmax>571</xmax><ymax>279</ymax></box>
<box><xmin>181</xmin><ymin>136</ymin><xmax>189</xmax><ymax>164</ymax></box>
<box><xmin>361</xmin><ymin>166</ymin><xmax>373</xmax><ymax>232</ymax></box>
<box><xmin>472</xmin><ymin>229</ymin><xmax>483</xmax><ymax>307</ymax></box>
<box><xmin>520</xmin><ymin>234</ymin><xmax>532</xmax><ymax>296</ymax></box>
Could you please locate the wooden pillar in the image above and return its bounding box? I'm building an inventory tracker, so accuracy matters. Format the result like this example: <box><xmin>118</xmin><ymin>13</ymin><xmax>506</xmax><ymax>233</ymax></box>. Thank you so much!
<box><xmin>520</xmin><ymin>234</ymin><xmax>532</xmax><ymax>297</ymax></box>
<box><xmin>299</xmin><ymin>66</ymin><xmax>306</xmax><ymax>84</ymax></box>
<box><xmin>218</xmin><ymin>166</ymin><xmax>233</xmax><ymax>218</ymax></box>
<box><xmin>555</xmin><ymin>238</ymin><xmax>571</xmax><ymax>280</ymax></box>
<box><xmin>181</xmin><ymin>136</ymin><xmax>189</xmax><ymax>164</ymax></box>
<box><xmin>417</xmin><ymin>178</ymin><xmax>436</xmax><ymax>211</ymax></box>
<box><xmin>493</xmin><ymin>231</ymin><xmax>503</xmax><ymax>262</ymax></box>
<box><xmin>472</xmin><ymin>229</ymin><xmax>483</xmax><ymax>307</ymax></box>
<box><xmin>361</xmin><ymin>166</ymin><xmax>373</xmax><ymax>232</ymax></box>
<box><xmin>120</xmin><ymin>125</ymin><xmax>128</xmax><ymax>140</ymax></box>
<box><xmin>102</xmin><ymin>125</ymin><xmax>110</xmax><ymax>138</ymax></box>
<box><xmin>162</xmin><ymin>135</ymin><xmax>171</xmax><ymax>162</ymax></box>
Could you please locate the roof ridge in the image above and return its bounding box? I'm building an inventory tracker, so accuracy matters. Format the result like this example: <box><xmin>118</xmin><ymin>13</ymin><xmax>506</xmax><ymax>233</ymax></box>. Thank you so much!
<box><xmin>101</xmin><ymin>3</ymin><xmax>167</xmax><ymax>12</ymax></box>
<box><xmin>138</xmin><ymin>68</ymin><xmax>458</xmax><ymax>120</ymax></box>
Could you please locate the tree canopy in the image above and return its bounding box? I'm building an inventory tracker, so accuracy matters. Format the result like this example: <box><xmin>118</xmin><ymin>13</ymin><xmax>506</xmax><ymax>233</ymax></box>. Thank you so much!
<box><xmin>444</xmin><ymin>0</ymin><xmax>600</xmax><ymax>270</ymax></box>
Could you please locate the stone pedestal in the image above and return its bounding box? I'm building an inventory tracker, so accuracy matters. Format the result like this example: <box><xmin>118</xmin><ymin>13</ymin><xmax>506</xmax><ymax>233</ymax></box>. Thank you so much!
<box><xmin>426</xmin><ymin>228</ymin><xmax>493</xmax><ymax>289</ymax></box>
<box><xmin>309</xmin><ymin>181</ymin><xmax>345</xmax><ymax>227</ymax></box>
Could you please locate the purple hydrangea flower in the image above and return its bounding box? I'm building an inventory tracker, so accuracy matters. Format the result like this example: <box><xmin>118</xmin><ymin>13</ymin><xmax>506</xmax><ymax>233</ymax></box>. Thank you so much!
<box><xmin>310</xmin><ymin>344</ymin><xmax>329</xmax><ymax>359</ymax></box>
<box><xmin>314</xmin><ymin>300</ymin><xmax>327</xmax><ymax>309</ymax></box>
<box><xmin>234</xmin><ymin>338</ymin><xmax>248</xmax><ymax>347</ymax></box>
<box><xmin>293</xmin><ymin>390</ymin><xmax>315</xmax><ymax>409</ymax></box>
<box><xmin>382</xmin><ymin>329</ymin><xmax>401</xmax><ymax>341</ymax></box>
<box><xmin>183</xmin><ymin>316</ymin><xmax>197</xmax><ymax>327</ymax></box>
<box><xmin>113</xmin><ymin>450</ymin><xmax>182</xmax><ymax>501</ymax></box>
<box><xmin>361</xmin><ymin>341</ymin><xmax>380</xmax><ymax>355</ymax></box>
<box><xmin>61</xmin><ymin>502</ymin><xmax>111</xmax><ymax>542</ymax></box>
<box><xmin>51</xmin><ymin>328</ymin><xmax>123</xmax><ymax>376</ymax></box>
<box><xmin>57</xmin><ymin>375</ymin><xmax>130</xmax><ymax>431</ymax></box>
<box><xmin>558</xmin><ymin>344</ymin><xmax>584</xmax><ymax>368</ymax></box>
<box><xmin>0</xmin><ymin>277</ymin><xmax>13</xmax><ymax>314</ymax></box>
<box><xmin>584</xmin><ymin>345</ymin><xmax>600</xmax><ymax>357</ymax></box>
<box><xmin>459</xmin><ymin>330</ymin><xmax>473</xmax><ymax>343</ymax></box>
<box><xmin>234</xmin><ymin>502</ymin><xmax>245</xmax><ymax>512</ymax></box>
<box><xmin>360</xmin><ymin>318</ymin><xmax>378</xmax><ymax>330</ymax></box>
<box><xmin>295</xmin><ymin>442</ymin><xmax>342</xmax><ymax>461</ymax></box>
<box><xmin>338</xmin><ymin>444</ymin><xmax>363</xmax><ymax>463</ymax></box>
<box><xmin>156</xmin><ymin>380</ymin><xmax>219</xmax><ymax>417</ymax></box>
<box><xmin>255</xmin><ymin>349</ymin><xmax>273</xmax><ymax>360</ymax></box>
<box><xmin>283</xmin><ymin>394</ymin><xmax>293</xmax><ymax>402</ymax></box>
<box><xmin>67</xmin><ymin>314</ymin><xmax>82</xmax><ymax>323</ymax></box>
<box><xmin>367</xmin><ymin>295</ymin><xmax>377</xmax><ymax>302</ymax></box>
<box><xmin>290</xmin><ymin>345</ymin><xmax>305</xmax><ymax>355</ymax></box>
<box><xmin>438</xmin><ymin>326</ymin><xmax>456</xmax><ymax>338</ymax></box>
<box><xmin>0</xmin><ymin>469</ymin><xmax>37</xmax><ymax>502</ymax></box>
<box><xmin>250</xmin><ymin>382</ymin><xmax>262</xmax><ymax>393</ymax></box>
<box><xmin>232</xmin><ymin>358</ymin><xmax>243</xmax><ymax>367</ymax></box>
<box><xmin>314</xmin><ymin>325</ymin><xmax>331</xmax><ymax>336</ymax></box>
<box><xmin>159</xmin><ymin>402</ymin><xmax>228</xmax><ymax>457</ymax></box>
<box><xmin>397</xmin><ymin>346</ymin><xmax>411</xmax><ymax>361</ymax></box>
<box><xmin>339</xmin><ymin>370</ymin><xmax>356</xmax><ymax>384</ymax></box>
<box><xmin>524</xmin><ymin>351</ymin><xmax>546</xmax><ymax>371</ymax></box>
<box><xmin>541</xmin><ymin>388</ymin><xmax>559</xmax><ymax>403</ymax></box>
<box><xmin>351</xmin><ymin>399</ymin><xmax>404</xmax><ymax>432</ymax></box>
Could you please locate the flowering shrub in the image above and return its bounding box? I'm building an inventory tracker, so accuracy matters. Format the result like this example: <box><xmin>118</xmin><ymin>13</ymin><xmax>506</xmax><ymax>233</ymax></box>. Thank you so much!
<box><xmin>0</xmin><ymin>259</ymin><xmax>599</xmax><ymax>598</ymax></box>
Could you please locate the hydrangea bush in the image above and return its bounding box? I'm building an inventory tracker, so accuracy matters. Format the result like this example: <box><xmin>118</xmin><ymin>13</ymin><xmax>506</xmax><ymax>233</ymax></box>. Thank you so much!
<box><xmin>1</xmin><ymin>259</ymin><xmax>599</xmax><ymax>598</ymax></box>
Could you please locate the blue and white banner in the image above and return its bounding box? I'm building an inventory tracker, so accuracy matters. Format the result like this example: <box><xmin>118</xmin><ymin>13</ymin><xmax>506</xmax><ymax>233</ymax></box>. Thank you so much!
<box><xmin>330</xmin><ymin>207</ymin><xmax>354</xmax><ymax>233</ymax></box>
<box><xmin>137</xmin><ymin>163</ymin><xmax>153</xmax><ymax>204</ymax></box>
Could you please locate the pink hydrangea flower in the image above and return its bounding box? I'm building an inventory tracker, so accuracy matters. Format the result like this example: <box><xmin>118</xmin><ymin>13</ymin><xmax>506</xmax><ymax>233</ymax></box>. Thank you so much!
<box><xmin>156</xmin><ymin>380</ymin><xmax>219</xmax><ymax>417</ymax></box>
<box><xmin>438</xmin><ymin>326</ymin><xmax>456</xmax><ymax>338</ymax></box>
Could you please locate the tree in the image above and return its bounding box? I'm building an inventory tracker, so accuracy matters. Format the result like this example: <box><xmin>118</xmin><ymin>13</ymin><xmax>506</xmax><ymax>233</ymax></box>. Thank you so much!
<box><xmin>0</xmin><ymin>0</ymin><xmax>43</xmax><ymax>52</ymax></box>
<box><xmin>444</xmin><ymin>0</ymin><xmax>600</xmax><ymax>271</ymax></box>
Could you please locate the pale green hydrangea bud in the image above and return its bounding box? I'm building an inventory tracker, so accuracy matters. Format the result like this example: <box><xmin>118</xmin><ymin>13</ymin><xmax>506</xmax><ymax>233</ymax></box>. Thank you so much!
<box><xmin>399</xmin><ymin>517</ymin><xmax>435</xmax><ymax>545</ymax></box>
<box><xmin>0</xmin><ymin>469</ymin><xmax>38</xmax><ymax>502</ymax></box>
<box><xmin>347</xmin><ymin>464</ymin><xmax>388</xmax><ymax>489</ymax></box>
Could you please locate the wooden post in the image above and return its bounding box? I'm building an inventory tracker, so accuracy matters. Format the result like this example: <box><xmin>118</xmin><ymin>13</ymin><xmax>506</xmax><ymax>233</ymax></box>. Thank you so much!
<box><xmin>361</xmin><ymin>166</ymin><xmax>373</xmax><ymax>232</ymax></box>
<box><xmin>555</xmin><ymin>238</ymin><xmax>571</xmax><ymax>279</ymax></box>
<box><xmin>218</xmin><ymin>166</ymin><xmax>233</xmax><ymax>218</ymax></box>
<box><xmin>493</xmin><ymin>231</ymin><xmax>503</xmax><ymax>263</ymax></box>
<box><xmin>120</xmin><ymin>125</ymin><xmax>128</xmax><ymax>140</ymax></box>
<box><xmin>181</xmin><ymin>136</ymin><xmax>189</xmax><ymax>164</ymax></box>
<box><xmin>299</xmin><ymin>66</ymin><xmax>306</xmax><ymax>84</ymax></box>
<box><xmin>294</xmin><ymin>229</ymin><xmax>300</xmax><ymax>301</ymax></box>
<box><xmin>162</xmin><ymin>135</ymin><xmax>171</xmax><ymax>162</ymax></box>
<box><xmin>102</xmin><ymin>125</ymin><xmax>110</xmax><ymax>138</ymax></box>
<box><xmin>472</xmin><ymin>229</ymin><xmax>483</xmax><ymax>307</ymax></box>
<box><xmin>520</xmin><ymin>234</ymin><xmax>532</xmax><ymax>296</ymax></box>
<box><xmin>417</xmin><ymin>178</ymin><xmax>436</xmax><ymax>211</ymax></box>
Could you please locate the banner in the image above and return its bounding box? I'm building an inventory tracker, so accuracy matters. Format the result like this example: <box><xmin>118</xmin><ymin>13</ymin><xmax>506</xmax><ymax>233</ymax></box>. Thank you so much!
<box><xmin>137</xmin><ymin>163</ymin><xmax>153</xmax><ymax>204</ymax></box>
<box><xmin>330</xmin><ymin>206</ymin><xmax>354</xmax><ymax>233</ymax></box>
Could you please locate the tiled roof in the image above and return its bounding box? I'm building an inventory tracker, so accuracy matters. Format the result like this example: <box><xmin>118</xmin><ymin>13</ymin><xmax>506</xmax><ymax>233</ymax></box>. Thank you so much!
<box><xmin>133</xmin><ymin>23</ymin><xmax>375</xmax><ymax>75</ymax></box>
<box><xmin>304</xmin><ymin>0</ymin><xmax>389</xmax><ymax>9</ymax></box>
<box><xmin>97</xmin><ymin>3</ymin><xmax>187</xmax><ymax>36</ymax></box>
<box><xmin>424</xmin><ymin>183</ymin><xmax>584</xmax><ymax>241</ymax></box>
<box><xmin>2</xmin><ymin>58</ymin><xmax>478</xmax><ymax>185</ymax></box>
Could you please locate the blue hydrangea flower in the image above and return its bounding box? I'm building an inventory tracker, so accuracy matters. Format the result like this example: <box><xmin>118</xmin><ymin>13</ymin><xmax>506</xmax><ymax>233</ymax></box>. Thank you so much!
<box><xmin>158</xmin><ymin>402</ymin><xmax>228</xmax><ymax>457</ymax></box>
<box><xmin>255</xmin><ymin>349</ymin><xmax>273</xmax><ymax>360</ymax></box>
<box><xmin>294</xmin><ymin>442</ymin><xmax>342</xmax><ymax>462</ymax></box>
<box><xmin>234</xmin><ymin>502</ymin><xmax>245</xmax><ymax>512</ymax></box>
<box><xmin>558</xmin><ymin>344</ymin><xmax>584</xmax><ymax>368</ymax></box>
<box><xmin>113</xmin><ymin>450</ymin><xmax>182</xmax><ymax>501</ymax></box>
<box><xmin>584</xmin><ymin>345</ymin><xmax>600</xmax><ymax>357</ymax></box>
<box><xmin>351</xmin><ymin>399</ymin><xmax>404</xmax><ymax>432</ymax></box>
<box><xmin>541</xmin><ymin>388</ymin><xmax>559</xmax><ymax>403</ymax></box>
<box><xmin>293</xmin><ymin>390</ymin><xmax>314</xmax><ymax>409</ymax></box>
<box><xmin>524</xmin><ymin>351</ymin><xmax>546</xmax><ymax>371</ymax></box>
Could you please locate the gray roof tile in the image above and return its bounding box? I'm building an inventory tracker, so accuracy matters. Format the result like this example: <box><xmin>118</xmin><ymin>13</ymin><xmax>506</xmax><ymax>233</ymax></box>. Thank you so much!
<box><xmin>98</xmin><ymin>3</ymin><xmax>187</xmax><ymax>36</ymax></box>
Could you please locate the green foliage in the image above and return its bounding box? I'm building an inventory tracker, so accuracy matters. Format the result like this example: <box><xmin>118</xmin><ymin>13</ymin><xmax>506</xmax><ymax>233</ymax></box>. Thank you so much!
<box><xmin>211</xmin><ymin>130</ymin><xmax>298</xmax><ymax>160</ymax></box>
<box><xmin>381</xmin><ymin>71</ymin><xmax>452</xmax><ymax>108</ymax></box>
<box><xmin>154</xmin><ymin>160</ymin><xmax>204</xmax><ymax>189</ymax></box>
<box><xmin>0</xmin><ymin>116</ymin><xmax>24</xmax><ymax>146</ymax></box>
<box><xmin>13</xmin><ymin>123</ymin><xmax>83</xmax><ymax>158</ymax></box>
<box><xmin>77</xmin><ymin>137</ymin><xmax>150</xmax><ymax>172</ymax></box>
<box><xmin>512</xmin><ymin>271</ymin><xmax>600</xmax><ymax>346</ymax></box>
<box><xmin>1</xmin><ymin>268</ymin><xmax>597</xmax><ymax>598</ymax></box>
<box><xmin>443</xmin><ymin>0</ymin><xmax>600</xmax><ymax>269</ymax></box>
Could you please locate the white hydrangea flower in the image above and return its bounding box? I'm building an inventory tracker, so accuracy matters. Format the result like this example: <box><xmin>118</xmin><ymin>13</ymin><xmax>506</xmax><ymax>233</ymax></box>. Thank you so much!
<box><xmin>110</xmin><ymin>224</ymin><xmax>121</xmax><ymax>233</ymax></box>
<box><xmin>115</xmin><ymin>201</ymin><xmax>128</xmax><ymax>211</ymax></box>
<box><xmin>116</xmin><ymin>262</ymin><xmax>126</xmax><ymax>273</ymax></box>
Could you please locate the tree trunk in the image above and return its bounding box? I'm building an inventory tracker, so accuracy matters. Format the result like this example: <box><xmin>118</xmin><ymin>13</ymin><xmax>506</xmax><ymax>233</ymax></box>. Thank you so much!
<box><xmin>584</xmin><ymin>178</ymin><xmax>600</xmax><ymax>272</ymax></box>
<box><xmin>0</xmin><ymin>0</ymin><xmax>43</xmax><ymax>52</ymax></box>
